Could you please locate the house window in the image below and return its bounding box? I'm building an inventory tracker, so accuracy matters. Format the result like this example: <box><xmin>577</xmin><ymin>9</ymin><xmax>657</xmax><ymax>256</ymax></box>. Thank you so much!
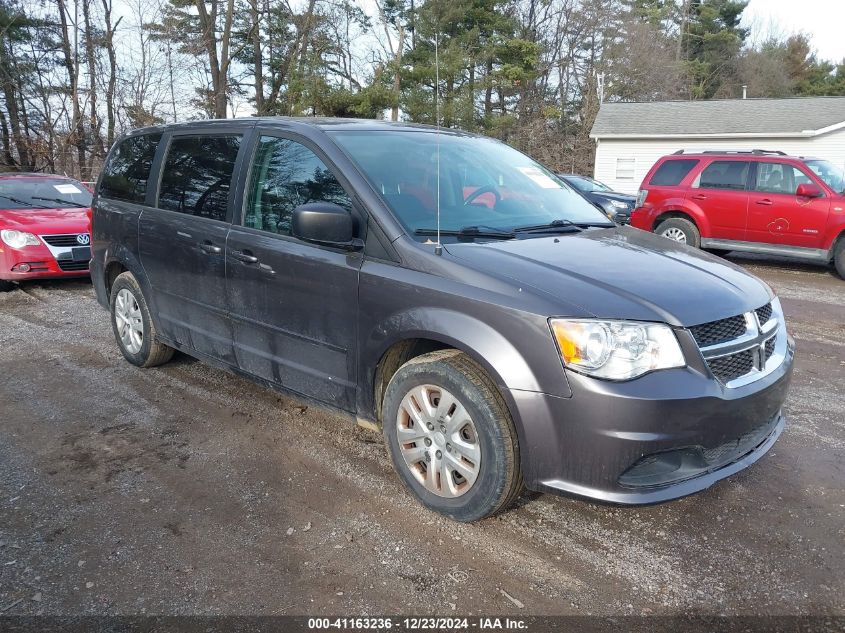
<box><xmin>616</xmin><ymin>158</ymin><xmax>636</xmax><ymax>180</ymax></box>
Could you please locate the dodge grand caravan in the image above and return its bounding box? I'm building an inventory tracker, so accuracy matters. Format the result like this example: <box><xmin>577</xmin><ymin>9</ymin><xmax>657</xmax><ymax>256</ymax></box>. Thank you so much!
<box><xmin>91</xmin><ymin>119</ymin><xmax>794</xmax><ymax>522</ymax></box>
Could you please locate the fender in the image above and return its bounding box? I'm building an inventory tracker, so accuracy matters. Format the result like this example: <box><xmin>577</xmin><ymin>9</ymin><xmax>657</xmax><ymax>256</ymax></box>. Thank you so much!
<box><xmin>652</xmin><ymin>199</ymin><xmax>711</xmax><ymax>237</ymax></box>
<box><xmin>358</xmin><ymin>306</ymin><xmax>571</xmax><ymax>419</ymax></box>
<box><xmin>357</xmin><ymin>306</ymin><xmax>572</xmax><ymax>483</ymax></box>
<box><xmin>653</xmin><ymin>198</ymin><xmax>712</xmax><ymax>237</ymax></box>
<box><xmin>822</xmin><ymin>212</ymin><xmax>845</xmax><ymax>255</ymax></box>
<box><xmin>100</xmin><ymin>246</ymin><xmax>164</xmax><ymax>332</ymax></box>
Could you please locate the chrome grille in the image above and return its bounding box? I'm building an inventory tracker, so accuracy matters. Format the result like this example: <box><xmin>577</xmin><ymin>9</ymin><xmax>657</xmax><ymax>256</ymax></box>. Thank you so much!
<box><xmin>707</xmin><ymin>349</ymin><xmax>755</xmax><ymax>383</ymax></box>
<box><xmin>42</xmin><ymin>233</ymin><xmax>88</xmax><ymax>247</ymax></box>
<box><xmin>756</xmin><ymin>303</ymin><xmax>773</xmax><ymax>325</ymax></box>
<box><xmin>689</xmin><ymin>314</ymin><xmax>747</xmax><ymax>347</ymax></box>
<box><xmin>693</xmin><ymin>301</ymin><xmax>784</xmax><ymax>388</ymax></box>
<box><xmin>764</xmin><ymin>335</ymin><xmax>776</xmax><ymax>361</ymax></box>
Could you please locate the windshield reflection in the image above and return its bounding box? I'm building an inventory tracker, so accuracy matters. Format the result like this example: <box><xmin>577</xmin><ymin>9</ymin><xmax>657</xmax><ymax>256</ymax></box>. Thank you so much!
<box><xmin>331</xmin><ymin>130</ymin><xmax>612</xmax><ymax>240</ymax></box>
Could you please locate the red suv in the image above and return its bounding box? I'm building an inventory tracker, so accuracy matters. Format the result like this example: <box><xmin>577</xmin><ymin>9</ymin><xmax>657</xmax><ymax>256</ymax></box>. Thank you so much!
<box><xmin>631</xmin><ymin>150</ymin><xmax>845</xmax><ymax>278</ymax></box>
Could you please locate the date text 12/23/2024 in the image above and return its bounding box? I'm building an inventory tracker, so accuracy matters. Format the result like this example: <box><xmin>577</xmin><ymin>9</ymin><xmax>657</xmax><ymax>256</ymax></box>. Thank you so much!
<box><xmin>307</xmin><ymin>618</ymin><xmax>527</xmax><ymax>630</ymax></box>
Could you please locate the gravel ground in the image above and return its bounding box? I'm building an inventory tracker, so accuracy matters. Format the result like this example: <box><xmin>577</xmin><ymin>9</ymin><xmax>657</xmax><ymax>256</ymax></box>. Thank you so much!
<box><xmin>0</xmin><ymin>254</ymin><xmax>843</xmax><ymax>617</ymax></box>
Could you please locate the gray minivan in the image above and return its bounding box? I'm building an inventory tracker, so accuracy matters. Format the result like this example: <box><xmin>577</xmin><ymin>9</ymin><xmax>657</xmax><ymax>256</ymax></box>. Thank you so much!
<box><xmin>90</xmin><ymin>118</ymin><xmax>794</xmax><ymax>522</ymax></box>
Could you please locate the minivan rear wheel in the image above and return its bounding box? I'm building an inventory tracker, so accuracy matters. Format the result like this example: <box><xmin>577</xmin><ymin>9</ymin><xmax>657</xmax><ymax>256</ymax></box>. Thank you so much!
<box><xmin>110</xmin><ymin>271</ymin><xmax>174</xmax><ymax>367</ymax></box>
<box><xmin>656</xmin><ymin>217</ymin><xmax>700</xmax><ymax>248</ymax></box>
<box><xmin>382</xmin><ymin>350</ymin><xmax>522</xmax><ymax>522</ymax></box>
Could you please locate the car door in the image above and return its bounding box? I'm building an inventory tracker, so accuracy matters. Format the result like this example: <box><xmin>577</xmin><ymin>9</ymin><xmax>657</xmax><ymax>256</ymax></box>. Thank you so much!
<box><xmin>226</xmin><ymin>132</ymin><xmax>363</xmax><ymax>411</ymax></box>
<box><xmin>688</xmin><ymin>160</ymin><xmax>751</xmax><ymax>241</ymax></box>
<box><xmin>139</xmin><ymin>131</ymin><xmax>247</xmax><ymax>363</ymax></box>
<box><xmin>746</xmin><ymin>161</ymin><xmax>831</xmax><ymax>248</ymax></box>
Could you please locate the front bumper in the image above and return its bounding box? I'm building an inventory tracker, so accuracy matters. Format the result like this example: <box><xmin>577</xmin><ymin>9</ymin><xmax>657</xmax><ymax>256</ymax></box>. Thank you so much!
<box><xmin>0</xmin><ymin>242</ymin><xmax>90</xmax><ymax>281</ymax></box>
<box><xmin>513</xmin><ymin>335</ymin><xmax>794</xmax><ymax>504</ymax></box>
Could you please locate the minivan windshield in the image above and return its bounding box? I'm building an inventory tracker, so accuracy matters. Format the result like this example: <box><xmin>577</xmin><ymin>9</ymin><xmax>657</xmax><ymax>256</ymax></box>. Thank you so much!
<box><xmin>0</xmin><ymin>177</ymin><xmax>92</xmax><ymax>210</ymax></box>
<box><xmin>331</xmin><ymin>130</ymin><xmax>613</xmax><ymax>239</ymax></box>
<box><xmin>805</xmin><ymin>160</ymin><xmax>845</xmax><ymax>193</ymax></box>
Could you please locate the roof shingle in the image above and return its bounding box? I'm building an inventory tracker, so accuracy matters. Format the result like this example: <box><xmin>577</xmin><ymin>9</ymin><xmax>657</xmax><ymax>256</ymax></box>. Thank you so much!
<box><xmin>590</xmin><ymin>97</ymin><xmax>845</xmax><ymax>138</ymax></box>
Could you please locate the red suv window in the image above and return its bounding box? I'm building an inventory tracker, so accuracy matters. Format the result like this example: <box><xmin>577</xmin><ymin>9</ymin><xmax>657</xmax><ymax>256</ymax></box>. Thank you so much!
<box><xmin>696</xmin><ymin>160</ymin><xmax>750</xmax><ymax>191</ymax></box>
<box><xmin>649</xmin><ymin>159</ymin><xmax>699</xmax><ymax>186</ymax></box>
<box><xmin>754</xmin><ymin>162</ymin><xmax>814</xmax><ymax>194</ymax></box>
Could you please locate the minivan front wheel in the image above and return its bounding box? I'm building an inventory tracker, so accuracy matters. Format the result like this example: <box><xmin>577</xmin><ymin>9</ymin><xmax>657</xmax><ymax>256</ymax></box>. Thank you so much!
<box><xmin>382</xmin><ymin>350</ymin><xmax>522</xmax><ymax>522</ymax></box>
<box><xmin>109</xmin><ymin>272</ymin><xmax>174</xmax><ymax>367</ymax></box>
<box><xmin>656</xmin><ymin>217</ymin><xmax>700</xmax><ymax>248</ymax></box>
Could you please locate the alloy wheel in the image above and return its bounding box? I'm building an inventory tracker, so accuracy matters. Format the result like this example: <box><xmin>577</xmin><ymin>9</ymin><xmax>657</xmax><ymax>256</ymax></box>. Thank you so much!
<box><xmin>114</xmin><ymin>288</ymin><xmax>144</xmax><ymax>354</ymax></box>
<box><xmin>661</xmin><ymin>227</ymin><xmax>688</xmax><ymax>243</ymax></box>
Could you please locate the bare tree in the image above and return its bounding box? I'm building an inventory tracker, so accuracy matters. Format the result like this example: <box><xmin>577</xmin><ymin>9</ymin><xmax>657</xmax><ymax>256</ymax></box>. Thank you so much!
<box><xmin>56</xmin><ymin>0</ymin><xmax>86</xmax><ymax>173</ymax></box>
<box><xmin>101</xmin><ymin>0</ymin><xmax>121</xmax><ymax>147</ymax></box>
<box><xmin>195</xmin><ymin>0</ymin><xmax>238</xmax><ymax>118</ymax></box>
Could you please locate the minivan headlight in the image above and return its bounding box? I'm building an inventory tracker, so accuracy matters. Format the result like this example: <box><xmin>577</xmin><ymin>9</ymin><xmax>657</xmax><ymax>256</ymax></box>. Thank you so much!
<box><xmin>550</xmin><ymin>319</ymin><xmax>685</xmax><ymax>380</ymax></box>
<box><xmin>1</xmin><ymin>229</ymin><xmax>40</xmax><ymax>248</ymax></box>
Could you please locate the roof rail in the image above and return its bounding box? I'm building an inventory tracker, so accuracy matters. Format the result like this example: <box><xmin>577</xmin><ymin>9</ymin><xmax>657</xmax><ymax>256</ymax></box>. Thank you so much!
<box><xmin>672</xmin><ymin>149</ymin><xmax>787</xmax><ymax>156</ymax></box>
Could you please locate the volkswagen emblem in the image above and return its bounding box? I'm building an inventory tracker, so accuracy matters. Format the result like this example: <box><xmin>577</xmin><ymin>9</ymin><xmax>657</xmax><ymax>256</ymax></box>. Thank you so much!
<box><xmin>76</xmin><ymin>233</ymin><xmax>90</xmax><ymax>245</ymax></box>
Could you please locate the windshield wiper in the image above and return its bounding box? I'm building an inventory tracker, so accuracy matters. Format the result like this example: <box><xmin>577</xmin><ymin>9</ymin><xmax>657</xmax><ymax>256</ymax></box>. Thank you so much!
<box><xmin>31</xmin><ymin>196</ymin><xmax>88</xmax><ymax>208</ymax></box>
<box><xmin>415</xmin><ymin>226</ymin><xmax>515</xmax><ymax>240</ymax></box>
<box><xmin>0</xmin><ymin>194</ymin><xmax>53</xmax><ymax>209</ymax></box>
<box><xmin>512</xmin><ymin>219</ymin><xmax>583</xmax><ymax>233</ymax></box>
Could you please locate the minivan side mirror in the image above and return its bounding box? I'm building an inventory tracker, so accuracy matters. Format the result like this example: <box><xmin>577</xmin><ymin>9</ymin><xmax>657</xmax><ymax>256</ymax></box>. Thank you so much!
<box><xmin>796</xmin><ymin>183</ymin><xmax>823</xmax><ymax>199</ymax></box>
<box><xmin>291</xmin><ymin>202</ymin><xmax>363</xmax><ymax>250</ymax></box>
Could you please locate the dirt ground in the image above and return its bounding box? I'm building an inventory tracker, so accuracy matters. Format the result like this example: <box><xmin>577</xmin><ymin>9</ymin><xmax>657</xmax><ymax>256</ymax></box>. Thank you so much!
<box><xmin>0</xmin><ymin>254</ymin><xmax>843</xmax><ymax>618</ymax></box>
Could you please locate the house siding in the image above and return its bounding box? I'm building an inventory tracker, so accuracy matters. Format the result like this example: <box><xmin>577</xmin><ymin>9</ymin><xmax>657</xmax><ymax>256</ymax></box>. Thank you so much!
<box><xmin>593</xmin><ymin>128</ymin><xmax>845</xmax><ymax>194</ymax></box>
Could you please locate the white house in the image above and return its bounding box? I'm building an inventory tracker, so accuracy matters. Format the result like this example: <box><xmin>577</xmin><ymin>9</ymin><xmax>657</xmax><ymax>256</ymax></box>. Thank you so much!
<box><xmin>590</xmin><ymin>97</ymin><xmax>845</xmax><ymax>194</ymax></box>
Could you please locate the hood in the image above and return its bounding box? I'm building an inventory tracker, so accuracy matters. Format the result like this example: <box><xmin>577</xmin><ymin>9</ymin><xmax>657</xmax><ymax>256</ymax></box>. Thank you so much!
<box><xmin>444</xmin><ymin>226</ymin><xmax>772</xmax><ymax>326</ymax></box>
<box><xmin>0</xmin><ymin>207</ymin><xmax>90</xmax><ymax>234</ymax></box>
<box><xmin>589</xmin><ymin>192</ymin><xmax>636</xmax><ymax>205</ymax></box>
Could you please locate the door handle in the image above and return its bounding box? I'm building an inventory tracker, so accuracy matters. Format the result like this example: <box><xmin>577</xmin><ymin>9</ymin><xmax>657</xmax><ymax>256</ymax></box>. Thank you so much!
<box><xmin>691</xmin><ymin>194</ymin><xmax>707</xmax><ymax>201</ymax></box>
<box><xmin>231</xmin><ymin>249</ymin><xmax>259</xmax><ymax>264</ymax></box>
<box><xmin>199</xmin><ymin>241</ymin><xmax>222</xmax><ymax>254</ymax></box>
<box><xmin>755</xmin><ymin>199</ymin><xmax>773</xmax><ymax>206</ymax></box>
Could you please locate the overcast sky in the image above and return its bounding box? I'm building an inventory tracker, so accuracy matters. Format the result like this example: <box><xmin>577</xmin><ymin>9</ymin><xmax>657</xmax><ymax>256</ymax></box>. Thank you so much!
<box><xmin>743</xmin><ymin>0</ymin><xmax>845</xmax><ymax>63</ymax></box>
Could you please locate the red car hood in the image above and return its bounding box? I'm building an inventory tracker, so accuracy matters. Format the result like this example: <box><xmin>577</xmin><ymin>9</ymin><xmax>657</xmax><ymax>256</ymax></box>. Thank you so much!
<box><xmin>0</xmin><ymin>207</ymin><xmax>90</xmax><ymax>235</ymax></box>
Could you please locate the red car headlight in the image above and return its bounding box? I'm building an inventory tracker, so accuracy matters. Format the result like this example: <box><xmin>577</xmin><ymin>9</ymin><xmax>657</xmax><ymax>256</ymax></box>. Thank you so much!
<box><xmin>1</xmin><ymin>229</ymin><xmax>40</xmax><ymax>248</ymax></box>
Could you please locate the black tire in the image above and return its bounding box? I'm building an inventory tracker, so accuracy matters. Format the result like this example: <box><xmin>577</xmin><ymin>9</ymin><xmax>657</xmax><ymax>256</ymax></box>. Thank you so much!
<box><xmin>655</xmin><ymin>217</ymin><xmax>701</xmax><ymax>248</ymax></box>
<box><xmin>382</xmin><ymin>350</ymin><xmax>523</xmax><ymax>522</ymax></box>
<box><xmin>0</xmin><ymin>280</ymin><xmax>15</xmax><ymax>292</ymax></box>
<box><xmin>834</xmin><ymin>239</ymin><xmax>845</xmax><ymax>280</ymax></box>
<box><xmin>109</xmin><ymin>271</ymin><xmax>174</xmax><ymax>367</ymax></box>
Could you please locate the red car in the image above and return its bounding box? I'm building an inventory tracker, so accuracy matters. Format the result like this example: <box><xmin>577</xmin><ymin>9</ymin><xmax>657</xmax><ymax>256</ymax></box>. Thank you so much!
<box><xmin>0</xmin><ymin>172</ymin><xmax>93</xmax><ymax>292</ymax></box>
<box><xmin>631</xmin><ymin>150</ymin><xmax>845</xmax><ymax>279</ymax></box>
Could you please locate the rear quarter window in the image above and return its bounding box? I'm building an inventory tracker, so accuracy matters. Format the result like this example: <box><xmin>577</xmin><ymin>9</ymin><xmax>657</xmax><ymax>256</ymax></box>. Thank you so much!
<box><xmin>649</xmin><ymin>159</ymin><xmax>699</xmax><ymax>186</ymax></box>
<box><xmin>99</xmin><ymin>134</ymin><xmax>161</xmax><ymax>203</ymax></box>
<box><xmin>695</xmin><ymin>160</ymin><xmax>750</xmax><ymax>191</ymax></box>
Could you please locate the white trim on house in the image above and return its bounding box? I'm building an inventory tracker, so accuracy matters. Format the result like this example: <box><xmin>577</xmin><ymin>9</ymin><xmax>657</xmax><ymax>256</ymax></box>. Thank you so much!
<box><xmin>805</xmin><ymin>120</ymin><xmax>845</xmax><ymax>136</ymax></box>
<box><xmin>591</xmin><ymin>129</ymin><xmax>843</xmax><ymax>140</ymax></box>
